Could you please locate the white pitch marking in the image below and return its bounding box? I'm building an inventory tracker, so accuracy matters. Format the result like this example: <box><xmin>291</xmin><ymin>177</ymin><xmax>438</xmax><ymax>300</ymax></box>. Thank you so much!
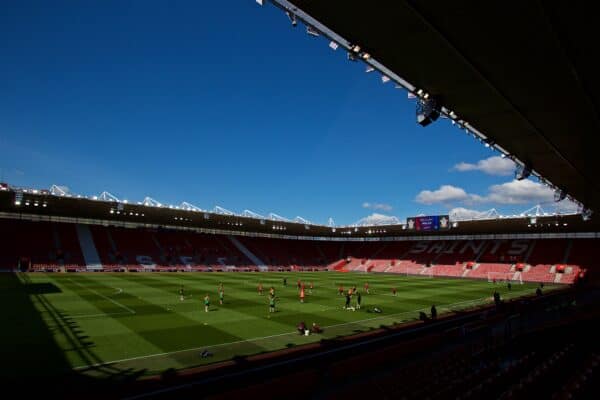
<box><xmin>68</xmin><ymin>311</ymin><xmax>132</xmax><ymax>319</ymax></box>
<box><xmin>68</xmin><ymin>279</ymin><xmax>136</xmax><ymax>315</ymax></box>
<box><xmin>72</xmin><ymin>295</ymin><xmax>512</xmax><ymax>370</ymax></box>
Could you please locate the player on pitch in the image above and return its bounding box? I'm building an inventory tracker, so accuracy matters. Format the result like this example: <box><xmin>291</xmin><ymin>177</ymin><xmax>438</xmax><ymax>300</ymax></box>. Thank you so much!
<box><xmin>300</xmin><ymin>285</ymin><xmax>305</xmax><ymax>303</ymax></box>
<box><xmin>204</xmin><ymin>294</ymin><xmax>210</xmax><ymax>312</ymax></box>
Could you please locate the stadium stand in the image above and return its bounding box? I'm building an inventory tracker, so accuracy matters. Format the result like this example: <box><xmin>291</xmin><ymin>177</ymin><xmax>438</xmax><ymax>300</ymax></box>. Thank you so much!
<box><xmin>0</xmin><ymin>218</ymin><xmax>590</xmax><ymax>285</ymax></box>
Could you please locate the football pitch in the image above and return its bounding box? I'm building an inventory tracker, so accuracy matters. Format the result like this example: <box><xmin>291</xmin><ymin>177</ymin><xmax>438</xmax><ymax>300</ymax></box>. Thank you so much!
<box><xmin>2</xmin><ymin>272</ymin><xmax>550</xmax><ymax>380</ymax></box>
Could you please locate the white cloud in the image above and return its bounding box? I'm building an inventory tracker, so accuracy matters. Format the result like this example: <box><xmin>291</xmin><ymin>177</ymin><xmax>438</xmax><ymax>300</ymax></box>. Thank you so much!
<box><xmin>362</xmin><ymin>202</ymin><xmax>393</xmax><ymax>212</ymax></box>
<box><xmin>448</xmin><ymin>207</ymin><xmax>488</xmax><ymax>220</ymax></box>
<box><xmin>355</xmin><ymin>213</ymin><xmax>401</xmax><ymax>226</ymax></box>
<box><xmin>556</xmin><ymin>199</ymin><xmax>580</xmax><ymax>213</ymax></box>
<box><xmin>486</xmin><ymin>179</ymin><xmax>554</xmax><ymax>204</ymax></box>
<box><xmin>415</xmin><ymin>185</ymin><xmax>471</xmax><ymax>205</ymax></box>
<box><xmin>453</xmin><ymin>156</ymin><xmax>515</xmax><ymax>176</ymax></box>
<box><xmin>416</xmin><ymin>180</ymin><xmax>583</xmax><ymax>213</ymax></box>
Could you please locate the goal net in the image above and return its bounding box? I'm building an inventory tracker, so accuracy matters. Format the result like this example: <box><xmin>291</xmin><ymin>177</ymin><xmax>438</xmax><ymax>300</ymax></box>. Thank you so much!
<box><xmin>487</xmin><ymin>272</ymin><xmax>523</xmax><ymax>284</ymax></box>
<box><xmin>414</xmin><ymin>267</ymin><xmax>434</xmax><ymax>278</ymax></box>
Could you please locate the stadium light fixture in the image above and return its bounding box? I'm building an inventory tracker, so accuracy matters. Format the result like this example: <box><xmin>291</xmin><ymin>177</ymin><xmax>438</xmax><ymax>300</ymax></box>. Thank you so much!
<box><xmin>306</xmin><ymin>25</ymin><xmax>319</xmax><ymax>37</ymax></box>
<box><xmin>416</xmin><ymin>96</ymin><xmax>441</xmax><ymax>127</ymax></box>
<box><xmin>328</xmin><ymin>41</ymin><xmax>339</xmax><ymax>50</ymax></box>
<box><xmin>286</xmin><ymin>11</ymin><xmax>297</xmax><ymax>27</ymax></box>
<box><xmin>361</xmin><ymin>52</ymin><xmax>371</xmax><ymax>60</ymax></box>
<box><xmin>351</xmin><ymin>44</ymin><xmax>361</xmax><ymax>53</ymax></box>
<box><xmin>515</xmin><ymin>164</ymin><xmax>532</xmax><ymax>181</ymax></box>
<box><xmin>582</xmin><ymin>208</ymin><xmax>593</xmax><ymax>221</ymax></box>
<box><xmin>554</xmin><ymin>188</ymin><xmax>567</xmax><ymax>202</ymax></box>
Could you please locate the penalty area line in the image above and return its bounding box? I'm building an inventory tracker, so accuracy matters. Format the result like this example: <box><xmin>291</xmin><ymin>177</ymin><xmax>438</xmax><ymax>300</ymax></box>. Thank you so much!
<box><xmin>68</xmin><ymin>279</ymin><xmax>136</xmax><ymax>315</ymax></box>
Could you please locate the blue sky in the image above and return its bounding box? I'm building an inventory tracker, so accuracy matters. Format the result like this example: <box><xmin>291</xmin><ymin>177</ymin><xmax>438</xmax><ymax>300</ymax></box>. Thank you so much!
<box><xmin>0</xmin><ymin>0</ymin><xmax>573</xmax><ymax>225</ymax></box>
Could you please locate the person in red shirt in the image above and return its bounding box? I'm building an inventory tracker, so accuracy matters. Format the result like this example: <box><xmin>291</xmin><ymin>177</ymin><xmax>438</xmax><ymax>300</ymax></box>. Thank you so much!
<box><xmin>300</xmin><ymin>286</ymin><xmax>305</xmax><ymax>303</ymax></box>
<box><xmin>364</xmin><ymin>282</ymin><xmax>370</xmax><ymax>294</ymax></box>
<box><xmin>392</xmin><ymin>287</ymin><xmax>397</xmax><ymax>296</ymax></box>
<box><xmin>258</xmin><ymin>282</ymin><xmax>264</xmax><ymax>295</ymax></box>
<box><xmin>338</xmin><ymin>284</ymin><xmax>344</xmax><ymax>296</ymax></box>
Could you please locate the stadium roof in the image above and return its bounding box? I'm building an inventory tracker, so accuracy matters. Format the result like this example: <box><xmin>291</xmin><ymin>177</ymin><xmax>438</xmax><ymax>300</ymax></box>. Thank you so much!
<box><xmin>2</xmin><ymin>188</ymin><xmax>599</xmax><ymax>239</ymax></box>
<box><xmin>265</xmin><ymin>1</ymin><xmax>599</xmax><ymax>216</ymax></box>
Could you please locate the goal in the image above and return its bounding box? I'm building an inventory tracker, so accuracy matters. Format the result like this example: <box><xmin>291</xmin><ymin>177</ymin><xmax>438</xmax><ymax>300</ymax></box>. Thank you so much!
<box><xmin>487</xmin><ymin>271</ymin><xmax>523</xmax><ymax>285</ymax></box>
<box><xmin>415</xmin><ymin>267</ymin><xmax>434</xmax><ymax>278</ymax></box>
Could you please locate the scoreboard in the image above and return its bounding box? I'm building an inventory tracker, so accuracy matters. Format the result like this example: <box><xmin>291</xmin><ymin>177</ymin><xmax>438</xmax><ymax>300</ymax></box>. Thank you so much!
<box><xmin>406</xmin><ymin>215</ymin><xmax>450</xmax><ymax>231</ymax></box>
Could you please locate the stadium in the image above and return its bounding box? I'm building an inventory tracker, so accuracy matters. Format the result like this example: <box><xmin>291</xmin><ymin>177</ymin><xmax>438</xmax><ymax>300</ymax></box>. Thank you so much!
<box><xmin>2</xmin><ymin>1</ymin><xmax>599</xmax><ymax>399</ymax></box>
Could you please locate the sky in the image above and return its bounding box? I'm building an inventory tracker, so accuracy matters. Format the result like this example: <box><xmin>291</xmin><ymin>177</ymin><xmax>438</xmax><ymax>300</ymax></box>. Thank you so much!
<box><xmin>0</xmin><ymin>0</ymin><xmax>577</xmax><ymax>225</ymax></box>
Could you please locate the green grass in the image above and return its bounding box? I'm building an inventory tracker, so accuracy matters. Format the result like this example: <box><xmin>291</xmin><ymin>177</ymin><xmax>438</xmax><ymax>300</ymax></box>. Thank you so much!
<box><xmin>1</xmin><ymin>272</ymin><xmax>553</xmax><ymax>380</ymax></box>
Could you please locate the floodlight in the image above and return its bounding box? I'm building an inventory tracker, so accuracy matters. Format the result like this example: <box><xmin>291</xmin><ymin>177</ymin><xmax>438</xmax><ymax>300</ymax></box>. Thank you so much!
<box><xmin>306</xmin><ymin>25</ymin><xmax>319</xmax><ymax>37</ymax></box>
<box><xmin>515</xmin><ymin>164</ymin><xmax>532</xmax><ymax>180</ymax></box>
<box><xmin>286</xmin><ymin>11</ymin><xmax>297</xmax><ymax>27</ymax></box>
<box><xmin>416</xmin><ymin>96</ymin><xmax>441</xmax><ymax>127</ymax></box>
<box><xmin>582</xmin><ymin>208</ymin><xmax>593</xmax><ymax>221</ymax></box>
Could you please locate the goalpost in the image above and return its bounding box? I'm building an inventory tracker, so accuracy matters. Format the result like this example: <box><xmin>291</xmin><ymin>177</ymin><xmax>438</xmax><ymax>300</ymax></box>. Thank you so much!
<box><xmin>487</xmin><ymin>271</ymin><xmax>523</xmax><ymax>285</ymax></box>
<box><xmin>409</xmin><ymin>267</ymin><xmax>434</xmax><ymax>278</ymax></box>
